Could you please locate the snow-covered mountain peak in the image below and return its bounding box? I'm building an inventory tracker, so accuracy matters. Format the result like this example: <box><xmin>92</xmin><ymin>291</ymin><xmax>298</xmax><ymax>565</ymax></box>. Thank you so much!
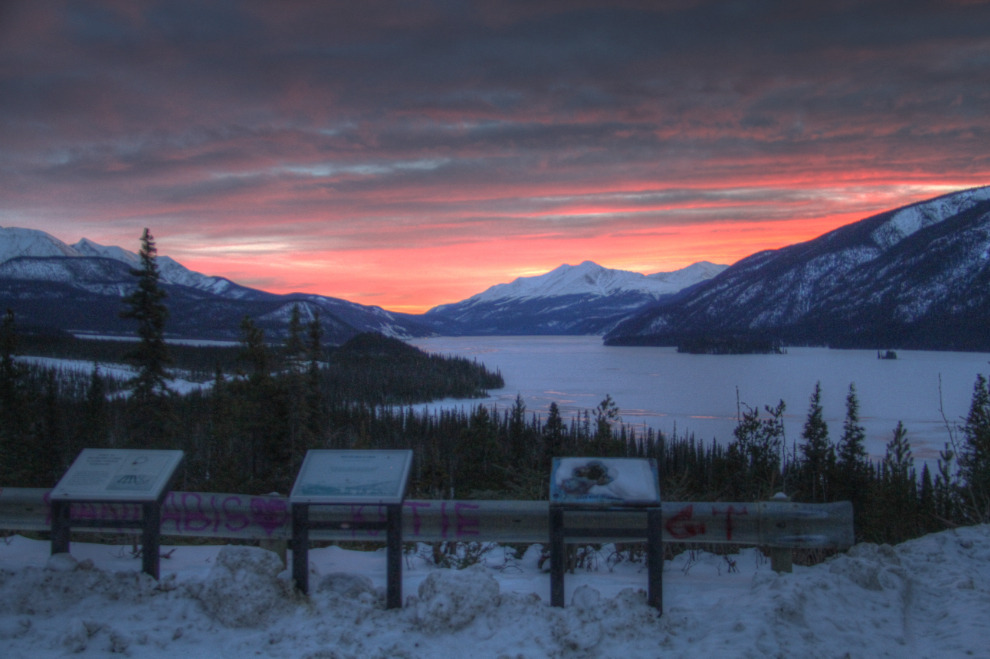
<box><xmin>0</xmin><ymin>226</ymin><xmax>80</xmax><ymax>263</ymax></box>
<box><xmin>71</xmin><ymin>238</ymin><xmax>140</xmax><ymax>266</ymax></box>
<box><xmin>872</xmin><ymin>185</ymin><xmax>990</xmax><ymax>250</ymax></box>
<box><xmin>449</xmin><ymin>260</ymin><xmax>728</xmax><ymax>307</ymax></box>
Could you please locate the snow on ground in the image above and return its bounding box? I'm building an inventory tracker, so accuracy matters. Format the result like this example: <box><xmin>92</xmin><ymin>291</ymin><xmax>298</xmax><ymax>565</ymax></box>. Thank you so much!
<box><xmin>15</xmin><ymin>356</ymin><xmax>210</xmax><ymax>394</ymax></box>
<box><xmin>1</xmin><ymin>526</ymin><xmax>988</xmax><ymax>658</ymax></box>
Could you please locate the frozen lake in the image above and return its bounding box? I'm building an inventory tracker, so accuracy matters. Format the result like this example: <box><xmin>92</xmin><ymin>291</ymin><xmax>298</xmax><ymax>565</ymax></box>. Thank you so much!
<box><xmin>409</xmin><ymin>336</ymin><xmax>990</xmax><ymax>464</ymax></box>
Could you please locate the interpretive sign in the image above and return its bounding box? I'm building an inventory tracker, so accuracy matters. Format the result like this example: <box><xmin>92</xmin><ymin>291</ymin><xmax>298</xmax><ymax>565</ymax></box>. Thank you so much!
<box><xmin>550</xmin><ymin>457</ymin><xmax>660</xmax><ymax>506</ymax></box>
<box><xmin>51</xmin><ymin>449</ymin><xmax>185</xmax><ymax>503</ymax></box>
<box><xmin>290</xmin><ymin>449</ymin><xmax>413</xmax><ymax>608</ymax></box>
<box><xmin>50</xmin><ymin>449</ymin><xmax>183</xmax><ymax>581</ymax></box>
<box><xmin>290</xmin><ymin>450</ymin><xmax>413</xmax><ymax>505</ymax></box>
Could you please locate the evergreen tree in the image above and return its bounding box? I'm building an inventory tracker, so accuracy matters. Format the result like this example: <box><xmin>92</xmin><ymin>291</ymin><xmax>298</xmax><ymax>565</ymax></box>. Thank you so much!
<box><xmin>800</xmin><ymin>382</ymin><xmax>834</xmax><ymax>502</ymax></box>
<box><xmin>121</xmin><ymin>229</ymin><xmax>171</xmax><ymax>402</ymax></box>
<box><xmin>542</xmin><ymin>402</ymin><xmax>565</xmax><ymax>470</ymax></box>
<box><xmin>959</xmin><ymin>373</ymin><xmax>990</xmax><ymax>522</ymax></box>
<box><xmin>0</xmin><ymin>310</ymin><xmax>31</xmax><ymax>484</ymax></box>
<box><xmin>120</xmin><ymin>229</ymin><xmax>173</xmax><ymax>448</ymax></box>
<box><xmin>836</xmin><ymin>383</ymin><xmax>870</xmax><ymax>525</ymax></box>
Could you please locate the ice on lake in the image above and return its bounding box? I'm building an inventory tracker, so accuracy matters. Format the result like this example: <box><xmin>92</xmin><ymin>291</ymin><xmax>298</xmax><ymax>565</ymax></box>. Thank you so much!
<box><xmin>410</xmin><ymin>336</ymin><xmax>990</xmax><ymax>465</ymax></box>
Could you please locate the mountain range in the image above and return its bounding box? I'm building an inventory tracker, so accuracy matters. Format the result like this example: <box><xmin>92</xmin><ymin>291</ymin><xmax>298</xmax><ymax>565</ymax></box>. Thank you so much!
<box><xmin>0</xmin><ymin>228</ymin><xmax>721</xmax><ymax>342</ymax></box>
<box><xmin>422</xmin><ymin>261</ymin><xmax>727</xmax><ymax>335</ymax></box>
<box><xmin>3</xmin><ymin>184</ymin><xmax>988</xmax><ymax>349</ymax></box>
<box><xmin>604</xmin><ymin>185</ymin><xmax>990</xmax><ymax>351</ymax></box>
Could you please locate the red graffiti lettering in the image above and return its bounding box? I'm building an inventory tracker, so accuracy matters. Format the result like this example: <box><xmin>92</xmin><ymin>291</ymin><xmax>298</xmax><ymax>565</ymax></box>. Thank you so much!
<box><xmin>222</xmin><ymin>496</ymin><xmax>249</xmax><ymax>532</ymax></box>
<box><xmin>712</xmin><ymin>505</ymin><xmax>749</xmax><ymax>541</ymax></box>
<box><xmin>455</xmin><ymin>503</ymin><xmax>480</xmax><ymax>537</ymax></box>
<box><xmin>404</xmin><ymin>501</ymin><xmax>430</xmax><ymax>536</ymax></box>
<box><xmin>665</xmin><ymin>505</ymin><xmax>706</xmax><ymax>539</ymax></box>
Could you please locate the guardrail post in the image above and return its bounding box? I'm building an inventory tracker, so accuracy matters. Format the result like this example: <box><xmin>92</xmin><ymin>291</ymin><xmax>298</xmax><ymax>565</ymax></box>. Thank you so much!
<box><xmin>291</xmin><ymin>503</ymin><xmax>310</xmax><ymax>594</ymax></box>
<box><xmin>549</xmin><ymin>506</ymin><xmax>565</xmax><ymax>607</ymax></box>
<box><xmin>768</xmin><ymin>492</ymin><xmax>793</xmax><ymax>573</ymax></box>
<box><xmin>647</xmin><ymin>508</ymin><xmax>663</xmax><ymax>612</ymax></box>
<box><xmin>386</xmin><ymin>504</ymin><xmax>402</xmax><ymax>609</ymax></box>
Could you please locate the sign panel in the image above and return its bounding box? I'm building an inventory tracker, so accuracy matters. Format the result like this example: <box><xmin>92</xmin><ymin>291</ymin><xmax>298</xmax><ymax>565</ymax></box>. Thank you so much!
<box><xmin>550</xmin><ymin>457</ymin><xmax>660</xmax><ymax>505</ymax></box>
<box><xmin>51</xmin><ymin>449</ymin><xmax>184</xmax><ymax>502</ymax></box>
<box><xmin>290</xmin><ymin>450</ymin><xmax>413</xmax><ymax>505</ymax></box>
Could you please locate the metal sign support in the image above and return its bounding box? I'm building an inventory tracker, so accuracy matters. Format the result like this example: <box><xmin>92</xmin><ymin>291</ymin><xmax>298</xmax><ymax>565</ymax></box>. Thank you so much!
<box><xmin>292</xmin><ymin>502</ymin><xmax>403</xmax><ymax>608</ymax></box>
<box><xmin>549</xmin><ymin>504</ymin><xmax>663</xmax><ymax>612</ymax></box>
<box><xmin>50</xmin><ymin>498</ymin><xmax>166</xmax><ymax>579</ymax></box>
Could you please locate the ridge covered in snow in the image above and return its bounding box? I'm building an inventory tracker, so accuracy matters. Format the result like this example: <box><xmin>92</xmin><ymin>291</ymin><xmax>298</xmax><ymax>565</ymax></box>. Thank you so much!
<box><xmin>439</xmin><ymin>260</ymin><xmax>727</xmax><ymax>308</ymax></box>
<box><xmin>605</xmin><ymin>185</ymin><xmax>990</xmax><ymax>350</ymax></box>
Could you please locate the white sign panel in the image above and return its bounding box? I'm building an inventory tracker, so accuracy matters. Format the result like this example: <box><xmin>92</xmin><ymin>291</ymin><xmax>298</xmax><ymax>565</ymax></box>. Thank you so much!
<box><xmin>290</xmin><ymin>450</ymin><xmax>413</xmax><ymax>505</ymax></box>
<box><xmin>51</xmin><ymin>449</ymin><xmax>184</xmax><ymax>502</ymax></box>
<box><xmin>550</xmin><ymin>457</ymin><xmax>661</xmax><ymax>505</ymax></box>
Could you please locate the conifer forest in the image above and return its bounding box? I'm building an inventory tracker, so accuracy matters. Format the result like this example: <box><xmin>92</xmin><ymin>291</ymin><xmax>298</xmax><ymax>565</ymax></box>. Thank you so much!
<box><xmin>1</xmin><ymin>232</ymin><xmax>988</xmax><ymax>551</ymax></box>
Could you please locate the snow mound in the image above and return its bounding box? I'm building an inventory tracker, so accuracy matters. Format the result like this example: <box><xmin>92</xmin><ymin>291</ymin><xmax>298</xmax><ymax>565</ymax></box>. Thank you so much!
<box><xmin>316</xmin><ymin>572</ymin><xmax>378</xmax><ymax>600</ymax></box>
<box><xmin>414</xmin><ymin>564</ymin><xmax>501</xmax><ymax>632</ymax></box>
<box><xmin>0</xmin><ymin>556</ymin><xmax>156</xmax><ymax>617</ymax></box>
<box><xmin>197</xmin><ymin>545</ymin><xmax>295</xmax><ymax>627</ymax></box>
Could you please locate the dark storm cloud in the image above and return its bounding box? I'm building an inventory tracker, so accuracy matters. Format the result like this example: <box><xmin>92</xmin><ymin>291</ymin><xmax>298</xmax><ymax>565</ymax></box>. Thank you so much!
<box><xmin>1</xmin><ymin>0</ymin><xmax>989</xmax><ymax>244</ymax></box>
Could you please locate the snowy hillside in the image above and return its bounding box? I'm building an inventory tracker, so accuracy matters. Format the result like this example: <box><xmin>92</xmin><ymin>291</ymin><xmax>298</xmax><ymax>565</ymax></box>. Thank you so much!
<box><xmin>437</xmin><ymin>260</ymin><xmax>726</xmax><ymax>307</ymax></box>
<box><xmin>606</xmin><ymin>186</ymin><xmax>990</xmax><ymax>350</ymax></box>
<box><xmin>0</xmin><ymin>226</ymin><xmax>432</xmax><ymax>342</ymax></box>
<box><xmin>0</xmin><ymin>525</ymin><xmax>987</xmax><ymax>658</ymax></box>
<box><xmin>424</xmin><ymin>261</ymin><xmax>727</xmax><ymax>336</ymax></box>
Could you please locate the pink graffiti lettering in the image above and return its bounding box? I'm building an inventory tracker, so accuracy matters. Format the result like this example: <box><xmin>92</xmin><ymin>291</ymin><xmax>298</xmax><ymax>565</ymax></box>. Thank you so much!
<box><xmin>249</xmin><ymin>497</ymin><xmax>288</xmax><ymax>537</ymax></box>
<box><xmin>404</xmin><ymin>501</ymin><xmax>430</xmax><ymax>536</ymax></box>
<box><xmin>712</xmin><ymin>505</ymin><xmax>749</xmax><ymax>541</ymax></box>
<box><xmin>222</xmin><ymin>496</ymin><xmax>250</xmax><ymax>532</ymax></box>
<box><xmin>455</xmin><ymin>503</ymin><xmax>480</xmax><ymax>537</ymax></box>
<box><xmin>665</xmin><ymin>505</ymin><xmax>706</xmax><ymax>539</ymax></box>
<box><xmin>181</xmin><ymin>493</ymin><xmax>212</xmax><ymax>532</ymax></box>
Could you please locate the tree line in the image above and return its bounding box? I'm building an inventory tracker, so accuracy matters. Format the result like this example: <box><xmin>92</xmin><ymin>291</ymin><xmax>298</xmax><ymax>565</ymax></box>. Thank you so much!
<box><xmin>1</xmin><ymin>229</ymin><xmax>988</xmax><ymax>548</ymax></box>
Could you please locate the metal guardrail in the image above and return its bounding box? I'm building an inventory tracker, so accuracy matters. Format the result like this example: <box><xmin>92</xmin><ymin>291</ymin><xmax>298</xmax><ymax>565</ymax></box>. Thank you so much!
<box><xmin>0</xmin><ymin>488</ymin><xmax>854</xmax><ymax>549</ymax></box>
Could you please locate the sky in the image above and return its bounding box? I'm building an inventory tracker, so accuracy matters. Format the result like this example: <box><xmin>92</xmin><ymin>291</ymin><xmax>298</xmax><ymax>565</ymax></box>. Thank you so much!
<box><xmin>1</xmin><ymin>1</ymin><xmax>989</xmax><ymax>313</ymax></box>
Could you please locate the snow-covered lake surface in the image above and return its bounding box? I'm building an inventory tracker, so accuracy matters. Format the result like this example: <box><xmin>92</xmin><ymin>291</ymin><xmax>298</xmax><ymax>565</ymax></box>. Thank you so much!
<box><xmin>409</xmin><ymin>336</ymin><xmax>990</xmax><ymax>463</ymax></box>
<box><xmin>1</xmin><ymin>527</ymin><xmax>988</xmax><ymax>658</ymax></box>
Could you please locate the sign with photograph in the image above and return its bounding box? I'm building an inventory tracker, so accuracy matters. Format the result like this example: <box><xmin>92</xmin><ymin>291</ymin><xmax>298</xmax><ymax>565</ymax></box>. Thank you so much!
<box><xmin>550</xmin><ymin>457</ymin><xmax>660</xmax><ymax>505</ymax></box>
<box><xmin>290</xmin><ymin>450</ymin><xmax>414</xmax><ymax>504</ymax></box>
<box><xmin>51</xmin><ymin>449</ymin><xmax>184</xmax><ymax>502</ymax></box>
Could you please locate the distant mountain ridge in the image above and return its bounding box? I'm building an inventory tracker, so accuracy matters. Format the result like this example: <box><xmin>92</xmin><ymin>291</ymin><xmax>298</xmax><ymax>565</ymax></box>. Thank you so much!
<box><xmin>423</xmin><ymin>260</ymin><xmax>727</xmax><ymax>335</ymax></box>
<box><xmin>0</xmin><ymin>227</ymin><xmax>433</xmax><ymax>343</ymax></box>
<box><xmin>604</xmin><ymin>186</ymin><xmax>990</xmax><ymax>351</ymax></box>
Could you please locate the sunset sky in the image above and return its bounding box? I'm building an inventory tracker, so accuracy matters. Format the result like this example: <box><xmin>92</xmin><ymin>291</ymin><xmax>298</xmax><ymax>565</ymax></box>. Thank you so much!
<box><xmin>1</xmin><ymin>1</ymin><xmax>988</xmax><ymax>313</ymax></box>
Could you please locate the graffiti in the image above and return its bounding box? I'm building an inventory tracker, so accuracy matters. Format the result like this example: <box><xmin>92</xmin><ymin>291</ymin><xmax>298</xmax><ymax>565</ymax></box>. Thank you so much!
<box><xmin>664</xmin><ymin>505</ymin><xmax>707</xmax><ymax>539</ymax></box>
<box><xmin>712</xmin><ymin>505</ymin><xmax>749</xmax><ymax>541</ymax></box>
<box><xmin>2</xmin><ymin>489</ymin><xmax>849</xmax><ymax>547</ymax></box>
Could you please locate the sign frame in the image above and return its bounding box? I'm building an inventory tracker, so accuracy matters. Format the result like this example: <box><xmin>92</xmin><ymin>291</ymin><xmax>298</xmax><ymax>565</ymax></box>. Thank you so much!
<box><xmin>49</xmin><ymin>449</ymin><xmax>184</xmax><ymax>581</ymax></box>
<box><xmin>289</xmin><ymin>449</ymin><xmax>413</xmax><ymax>609</ymax></box>
<box><xmin>51</xmin><ymin>449</ymin><xmax>185</xmax><ymax>503</ymax></box>
<box><xmin>289</xmin><ymin>449</ymin><xmax>414</xmax><ymax>505</ymax></box>
<box><xmin>550</xmin><ymin>457</ymin><xmax>661</xmax><ymax>506</ymax></box>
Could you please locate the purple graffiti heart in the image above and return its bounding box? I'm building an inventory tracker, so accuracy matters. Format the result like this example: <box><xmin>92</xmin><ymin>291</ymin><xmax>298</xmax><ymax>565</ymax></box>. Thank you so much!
<box><xmin>249</xmin><ymin>497</ymin><xmax>288</xmax><ymax>536</ymax></box>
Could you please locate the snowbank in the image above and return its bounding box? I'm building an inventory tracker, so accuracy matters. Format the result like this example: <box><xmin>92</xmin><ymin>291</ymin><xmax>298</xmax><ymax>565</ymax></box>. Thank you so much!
<box><xmin>0</xmin><ymin>525</ymin><xmax>987</xmax><ymax>658</ymax></box>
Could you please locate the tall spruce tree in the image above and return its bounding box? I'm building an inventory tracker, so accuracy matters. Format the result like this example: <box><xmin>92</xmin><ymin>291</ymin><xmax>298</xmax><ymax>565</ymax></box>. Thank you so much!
<box><xmin>120</xmin><ymin>229</ymin><xmax>173</xmax><ymax>447</ymax></box>
<box><xmin>959</xmin><ymin>373</ymin><xmax>990</xmax><ymax>522</ymax></box>
<box><xmin>121</xmin><ymin>229</ymin><xmax>171</xmax><ymax>401</ymax></box>
<box><xmin>800</xmin><ymin>382</ymin><xmax>834</xmax><ymax>502</ymax></box>
<box><xmin>0</xmin><ymin>309</ymin><xmax>30</xmax><ymax>484</ymax></box>
<box><xmin>836</xmin><ymin>383</ymin><xmax>870</xmax><ymax>521</ymax></box>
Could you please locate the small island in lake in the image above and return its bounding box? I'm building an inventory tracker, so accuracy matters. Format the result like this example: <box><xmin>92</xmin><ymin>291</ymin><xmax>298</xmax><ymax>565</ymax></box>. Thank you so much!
<box><xmin>677</xmin><ymin>335</ymin><xmax>785</xmax><ymax>355</ymax></box>
<box><xmin>877</xmin><ymin>349</ymin><xmax>898</xmax><ymax>360</ymax></box>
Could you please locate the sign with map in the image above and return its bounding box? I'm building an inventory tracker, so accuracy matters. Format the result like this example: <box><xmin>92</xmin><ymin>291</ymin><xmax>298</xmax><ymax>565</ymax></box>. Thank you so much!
<box><xmin>550</xmin><ymin>457</ymin><xmax>660</xmax><ymax>505</ymax></box>
<box><xmin>51</xmin><ymin>449</ymin><xmax>184</xmax><ymax>502</ymax></box>
<box><xmin>290</xmin><ymin>450</ymin><xmax>414</xmax><ymax>504</ymax></box>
